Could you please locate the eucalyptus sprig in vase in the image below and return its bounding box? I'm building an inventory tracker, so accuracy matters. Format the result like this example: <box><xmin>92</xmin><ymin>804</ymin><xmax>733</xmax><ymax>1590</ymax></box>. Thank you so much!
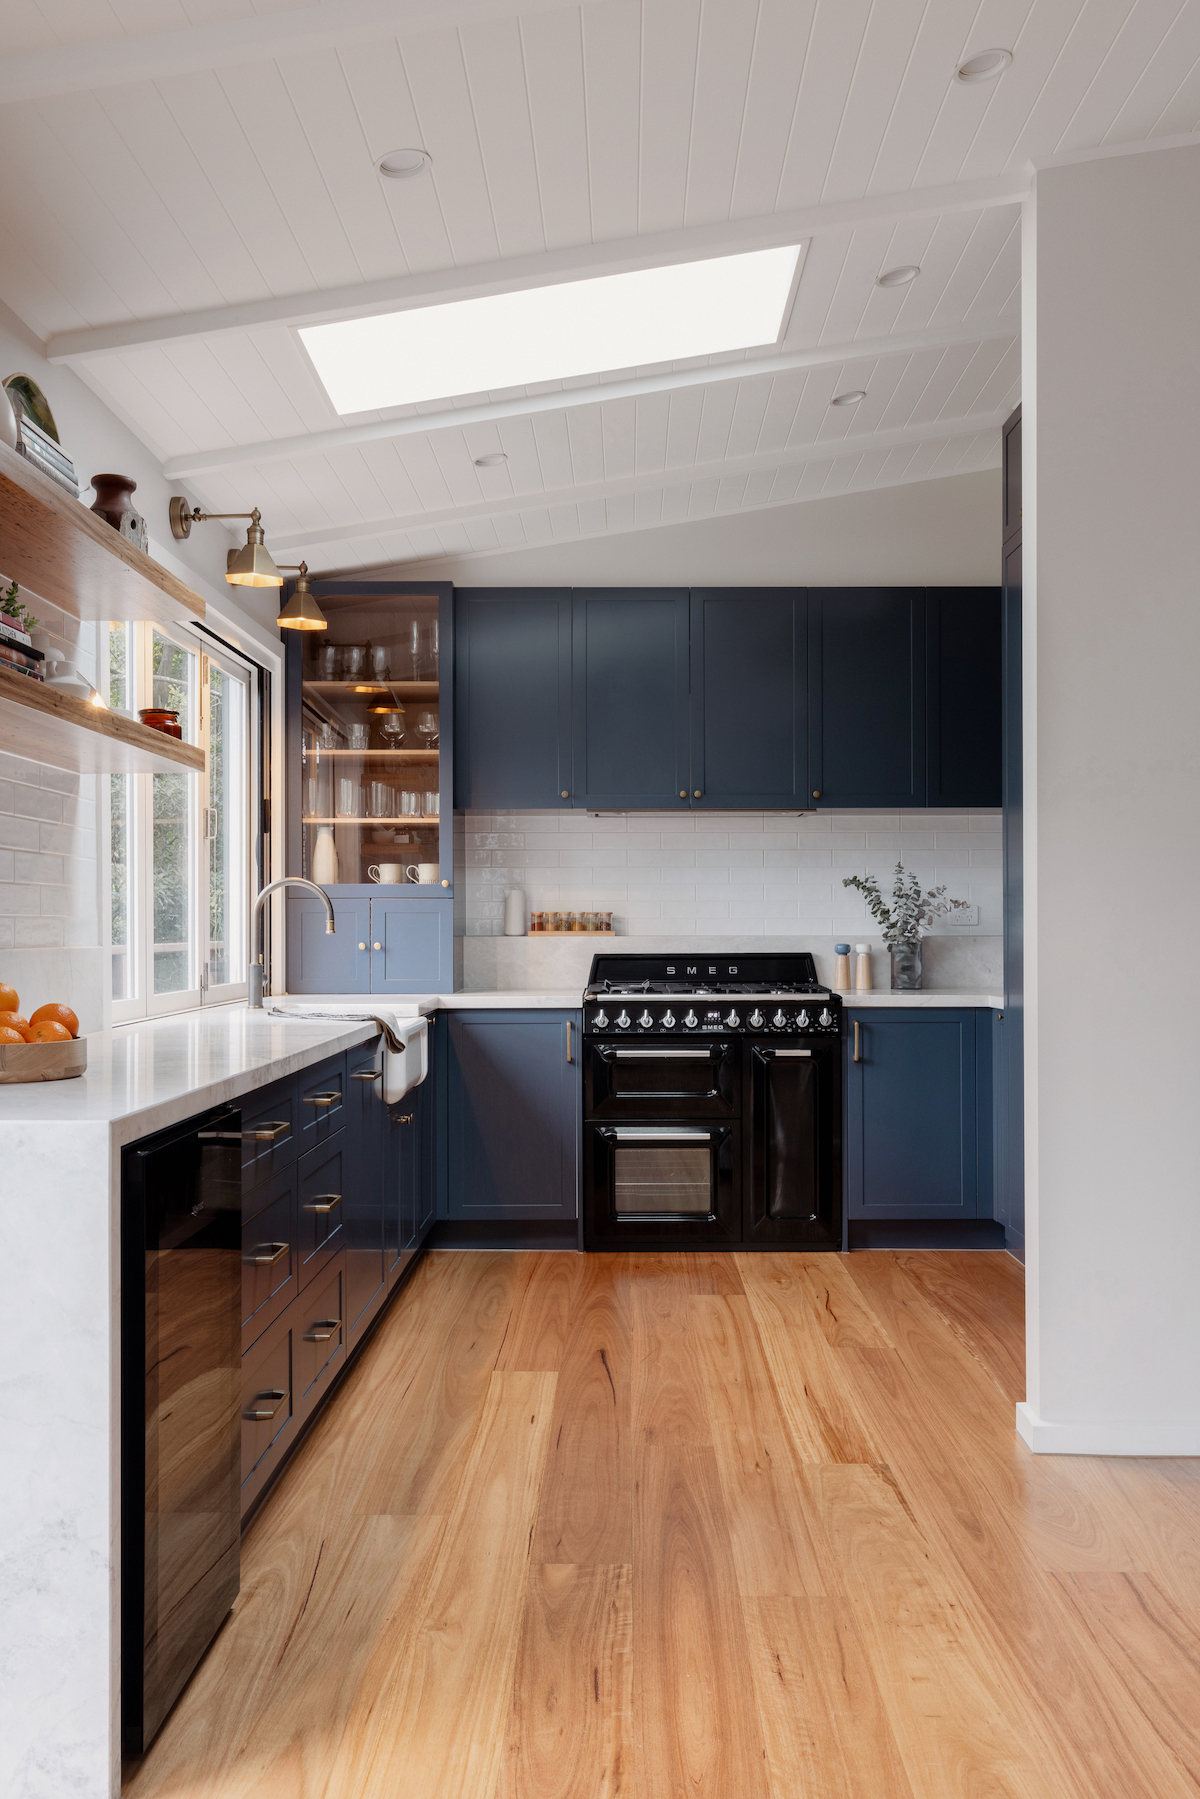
<box><xmin>841</xmin><ymin>863</ymin><xmax>969</xmax><ymax>991</ymax></box>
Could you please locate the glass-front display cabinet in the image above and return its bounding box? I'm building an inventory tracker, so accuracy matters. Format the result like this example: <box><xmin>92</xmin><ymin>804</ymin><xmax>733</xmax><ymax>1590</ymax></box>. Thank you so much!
<box><xmin>286</xmin><ymin>582</ymin><xmax>454</xmax><ymax>994</ymax></box>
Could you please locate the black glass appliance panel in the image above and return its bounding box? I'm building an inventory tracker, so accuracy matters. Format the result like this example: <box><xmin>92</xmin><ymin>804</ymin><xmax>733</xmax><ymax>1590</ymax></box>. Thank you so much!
<box><xmin>584</xmin><ymin>1121</ymin><xmax>740</xmax><ymax>1247</ymax></box>
<box><xmin>744</xmin><ymin>1041</ymin><xmax>841</xmax><ymax>1248</ymax></box>
<box><xmin>586</xmin><ymin>1038</ymin><xmax>739</xmax><ymax>1118</ymax></box>
<box><xmin>121</xmin><ymin>1105</ymin><xmax>243</xmax><ymax>1753</ymax></box>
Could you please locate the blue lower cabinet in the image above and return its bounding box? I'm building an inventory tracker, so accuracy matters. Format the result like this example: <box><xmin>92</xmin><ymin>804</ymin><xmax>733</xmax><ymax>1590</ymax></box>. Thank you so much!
<box><xmin>285</xmin><ymin>891</ymin><xmax>453</xmax><ymax>993</ymax></box>
<box><xmin>845</xmin><ymin>1009</ymin><xmax>990</xmax><ymax>1219</ymax></box>
<box><xmin>446</xmin><ymin>1010</ymin><xmax>581</xmax><ymax>1220</ymax></box>
<box><xmin>385</xmin><ymin>1051</ymin><xmax>438</xmax><ymax>1281</ymax></box>
<box><xmin>344</xmin><ymin>1041</ymin><xmax>386</xmax><ymax>1350</ymax></box>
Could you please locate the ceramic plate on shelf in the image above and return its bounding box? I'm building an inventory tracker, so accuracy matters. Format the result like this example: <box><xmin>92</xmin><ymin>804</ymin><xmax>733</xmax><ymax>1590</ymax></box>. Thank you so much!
<box><xmin>3</xmin><ymin>373</ymin><xmax>60</xmax><ymax>443</ymax></box>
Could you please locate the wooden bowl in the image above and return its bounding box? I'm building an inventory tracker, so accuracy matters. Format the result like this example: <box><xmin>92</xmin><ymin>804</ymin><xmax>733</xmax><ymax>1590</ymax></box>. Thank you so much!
<box><xmin>0</xmin><ymin>1035</ymin><xmax>87</xmax><ymax>1083</ymax></box>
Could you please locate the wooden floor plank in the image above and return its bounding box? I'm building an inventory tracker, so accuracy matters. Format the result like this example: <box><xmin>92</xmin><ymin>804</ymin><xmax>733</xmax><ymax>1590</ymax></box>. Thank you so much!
<box><xmin>883</xmin><ymin>1251</ymin><xmax>1026</xmax><ymax>1403</ymax></box>
<box><xmin>633</xmin><ymin>1440</ymin><xmax>770</xmax><ymax>1799</ymax></box>
<box><xmin>692</xmin><ymin>1293</ymin><xmax>842</xmax><ymax>1598</ymax></box>
<box><xmin>740</xmin><ymin>1254</ymin><xmax>883</xmax><ymax>1462</ymax></box>
<box><xmin>532</xmin><ymin>1256</ymin><xmax>634</xmax><ymax>1566</ymax></box>
<box><xmin>790</xmin><ymin>1251</ymin><xmax>896</xmax><ymax>1350</ymax></box>
<box><xmin>629</xmin><ymin>1262</ymin><xmax>713</xmax><ymax>1449</ymax></box>
<box><xmin>324</xmin><ymin>1369</ymin><xmax>557</xmax><ymax>1799</ymax></box>
<box><xmin>494</xmin><ymin>1252</ymin><xmax>587</xmax><ymax>1372</ymax></box>
<box><xmin>745</xmin><ymin>1596</ymin><xmax>917</xmax><ymax>1799</ymax></box>
<box><xmin>495</xmin><ymin>1563</ymin><xmax>632</xmax><ymax>1799</ymax></box>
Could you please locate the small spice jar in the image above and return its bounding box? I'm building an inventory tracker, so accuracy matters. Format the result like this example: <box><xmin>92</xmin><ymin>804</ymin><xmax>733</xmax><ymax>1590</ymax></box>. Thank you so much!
<box><xmin>138</xmin><ymin>707</ymin><xmax>182</xmax><ymax>739</ymax></box>
<box><xmin>599</xmin><ymin>911</ymin><xmax>613</xmax><ymax>933</ymax></box>
<box><xmin>548</xmin><ymin>911</ymin><xmax>563</xmax><ymax>933</ymax></box>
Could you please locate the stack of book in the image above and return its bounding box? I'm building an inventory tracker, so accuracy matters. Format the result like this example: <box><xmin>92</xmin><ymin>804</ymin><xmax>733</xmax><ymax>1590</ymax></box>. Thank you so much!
<box><xmin>14</xmin><ymin>413</ymin><xmax>79</xmax><ymax>498</ymax></box>
<box><xmin>0</xmin><ymin>613</ymin><xmax>45</xmax><ymax>681</ymax></box>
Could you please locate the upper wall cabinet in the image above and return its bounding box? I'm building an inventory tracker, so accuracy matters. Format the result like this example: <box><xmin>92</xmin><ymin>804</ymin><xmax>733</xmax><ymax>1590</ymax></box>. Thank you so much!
<box><xmin>926</xmin><ymin>588</ymin><xmax>1002</xmax><ymax>807</ymax></box>
<box><xmin>808</xmin><ymin>589</ymin><xmax>927</xmax><ymax>808</ymax></box>
<box><xmin>689</xmin><ymin>589</ymin><xmax>808</xmax><ymax>809</ymax></box>
<box><xmin>454</xmin><ymin>589</ymin><xmax>572</xmax><ymax>809</ymax></box>
<box><xmin>571</xmin><ymin>590</ymin><xmax>691</xmax><ymax>810</ymax></box>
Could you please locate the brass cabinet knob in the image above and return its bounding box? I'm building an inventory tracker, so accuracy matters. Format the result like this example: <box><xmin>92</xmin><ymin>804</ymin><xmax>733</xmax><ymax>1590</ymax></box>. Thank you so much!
<box><xmin>358</xmin><ymin>941</ymin><xmax>367</xmax><ymax>951</ymax></box>
<box><xmin>441</xmin><ymin>879</ymin><xmax>450</xmax><ymax>888</ymax></box>
<box><xmin>694</xmin><ymin>789</ymin><xmax>701</xmax><ymax>798</ymax></box>
<box><xmin>812</xmin><ymin>789</ymin><xmax>821</xmax><ymax>798</ymax></box>
<box><xmin>679</xmin><ymin>789</ymin><xmax>687</xmax><ymax>798</ymax></box>
<box><xmin>561</xmin><ymin>789</ymin><xmax>569</xmax><ymax>798</ymax></box>
<box><xmin>373</xmin><ymin>941</ymin><xmax>381</xmax><ymax>950</ymax></box>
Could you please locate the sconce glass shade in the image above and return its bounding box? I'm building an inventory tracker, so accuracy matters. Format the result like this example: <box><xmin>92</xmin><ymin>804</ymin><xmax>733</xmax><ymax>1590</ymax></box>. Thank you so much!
<box><xmin>226</xmin><ymin>515</ymin><xmax>283</xmax><ymax>587</ymax></box>
<box><xmin>277</xmin><ymin>571</ymin><xmax>328</xmax><ymax>631</ymax></box>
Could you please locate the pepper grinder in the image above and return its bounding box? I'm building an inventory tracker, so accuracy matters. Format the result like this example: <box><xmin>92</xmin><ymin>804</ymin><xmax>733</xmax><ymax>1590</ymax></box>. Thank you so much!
<box><xmin>855</xmin><ymin>942</ymin><xmax>873</xmax><ymax>992</ymax></box>
<box><xmin>833</xmin><ymin>943</ymin><xmax>852</xmax><ymax>992</ymax></box>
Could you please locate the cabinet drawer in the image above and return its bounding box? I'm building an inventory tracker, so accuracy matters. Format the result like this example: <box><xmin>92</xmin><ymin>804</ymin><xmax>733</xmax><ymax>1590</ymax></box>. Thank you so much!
<box><xmin>241</xmin><ymin>1308</ymin><xmax>295</xmax><ymax>1500</ymax></box>
<box><xmin>241</xmin><ymin>1167</ymin><xmax>298</xmax><ymax>1349</ymax></box>
<box><xmin>294</xmin><ymin>1255</ymin><xmax>346</xmax><ymax>1409</ymax></box>
<box><xmin>299</xmin><ymin>1055</ymin><xmax>346</xmax><ymax>1148</ymax></box>
<box><xmin>241</xmin><ymin>1078</ymin><xmax>298</xmax><ymax>1186</ymax></box>
<box><xmin>298</xmin><ymin>1135</ymin><xmax>346</xmax><ymax>1287</ymax></box>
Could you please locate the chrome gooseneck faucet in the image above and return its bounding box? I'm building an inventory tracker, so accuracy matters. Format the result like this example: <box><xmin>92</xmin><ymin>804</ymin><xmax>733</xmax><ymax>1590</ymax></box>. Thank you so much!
<box><xmin>248</xmin><ymin>877</ymin><xmax>334</xmax><ymax>1008</ymax></box>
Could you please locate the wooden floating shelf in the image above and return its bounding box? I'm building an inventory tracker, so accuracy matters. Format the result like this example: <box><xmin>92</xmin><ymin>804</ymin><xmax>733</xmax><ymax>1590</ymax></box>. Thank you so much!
<box><xmin>0</xmin><ymin>665</ymin><xmax>206</xmax><ymax>776</ymax></box>
<box><xmin>0</xmin><ymin>441</ymin><xmax>205</xmax><ymax>627</ymax></box>
<box><xmin>303</xmin><ymin>680</ymin><xmax>439</xmax><ymax>700</ymax></box>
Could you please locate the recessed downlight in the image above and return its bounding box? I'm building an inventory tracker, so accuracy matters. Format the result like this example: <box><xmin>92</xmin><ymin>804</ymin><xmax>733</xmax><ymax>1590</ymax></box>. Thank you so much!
<box><xmin>955</xmin><ymin>48</ymin><xmax>1012</xmax><ymax>83</ymax></box>
<box><xmin>830</xmin><ymin>390</ymin><xmax>866</xmax><ymax>407</ymax></box>
<box><xmin>876</xmin><ymin>264</ymin><xmax>920</xmax><ymax>288</ymax></box>
<box><xmin>474</xmin><ymin>452</ymin><xmax>507</xmax><ymax>467</ymax></box>
<box><xmin>378</xmin><ymin>147</ymin><xmax>431</xmax><ymax>179</ymax></box>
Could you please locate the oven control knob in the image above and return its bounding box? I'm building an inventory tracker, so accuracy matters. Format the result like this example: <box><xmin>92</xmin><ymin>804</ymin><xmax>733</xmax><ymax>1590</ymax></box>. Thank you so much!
<box><xmin>638</xmin><ymin>1009</ymin><xmax>654</xmax><ymax>1029</ymax></box>
<box><xmin>798</xmin><ymin>1009</ymin><xmax>811</xmax><ymax>1029</ymax></box>
<box><xmin>819</xmin><ymin>1008</ymin><xmax>834</xmax><ymax>1028</ymax></box>
<box><xmin>661</xmin><ymin>1010</ymin><xmax>676</xmax><ymax>1029</ymax></box>
<box><xmin>592</xmin><ymin>1009</ymin><xmax>608</xmax><ymax>1030</ymax></box>
<box><xmin>725</xmin><ymin>1010</ymin><xmax>740</xmax><ymax>1028</ymax></box>
<box><xmin>616</xmin><ymin>1010</ymin><xmax>631</xmax><ymax>1029</ymax></box>
<box><xmin>772</xmin><ymin>1009</ymin><xmax>788</xmax><ymax>1030</ymax></box>
<box><xmin>749</xmin><ymin>1009</ymin><xmax>764</xmax><ymax>1030</ymax></box>
<box><xmin>684</xmin><ymin>1010</ymin><xmax>698</xmax><ymax>1029</ymax></box>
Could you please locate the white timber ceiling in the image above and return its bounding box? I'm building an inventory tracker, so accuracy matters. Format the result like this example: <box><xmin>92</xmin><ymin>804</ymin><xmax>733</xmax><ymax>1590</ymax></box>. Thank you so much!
<box><xmin>0</xmin><ymin>0</ymin><xmax>1197</xmax><ymax>571</ymax></box>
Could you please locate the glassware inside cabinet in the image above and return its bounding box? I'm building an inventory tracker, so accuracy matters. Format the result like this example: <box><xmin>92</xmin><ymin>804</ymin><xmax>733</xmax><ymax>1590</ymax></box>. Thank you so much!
<box><xmin>299</xmin><ymin>589</ymin><xmax>442</xmax><ymax>886</ymax></box>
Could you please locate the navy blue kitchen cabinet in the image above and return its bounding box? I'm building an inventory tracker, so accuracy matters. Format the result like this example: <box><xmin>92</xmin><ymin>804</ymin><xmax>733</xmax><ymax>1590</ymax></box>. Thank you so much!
<box><xmin>845</xmin><ymin>1008</ymin><xmax>991</xmax><ymax>1219</ymax></box>
<box><xmin>571</xmin><ymin>590</ymin><xmax>690</xmax><ymax>809</ymax></box>
<box><xmin>808</xmin><ymin>589</ymin><xmax>927</xmax><ymax>807</ymax></box>
<box><xmin>445</xmin><ymin>1010</ymin><xmax>581</xmax><ymax>1219</ymax></box>
<box><xmin>385</xmin><ymin>1035</ymin><xmax>438</xmax><ymax>1283</ymax></box>
<box><xmin>454</xmin><ymin>589</ymin><xmax>573</xmax><ymax>807</ymax></box>
<box><xmin>926</xmin><ymin>587</ymin><xmax>1003</xmax><ymax>807</ymax></box>
<box><xmin>286</xmin><ymin>892</ymin><xmax>453</xmax><ymax>993</ymax></box>
<box><xmin>689</xmin><ymin>589</ymin><xmax>808</xmax><ymax>808</ymax></box>
<box><xmin>344</xmin><ymin>1039</ymin><xmax>386</xmax><ymax>1350</ymax></box>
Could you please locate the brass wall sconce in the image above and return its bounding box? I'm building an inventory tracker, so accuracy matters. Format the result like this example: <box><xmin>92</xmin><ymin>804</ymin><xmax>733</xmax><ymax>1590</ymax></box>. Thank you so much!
<box><xmin>275</xmin><ymin>564</ymin><xmax>327</xmax><ymax>632</ymax></box>
<box><xmin>169</xmin><ymin>497</ymin><xmax>283</xmax><ymax>587</ymax></box>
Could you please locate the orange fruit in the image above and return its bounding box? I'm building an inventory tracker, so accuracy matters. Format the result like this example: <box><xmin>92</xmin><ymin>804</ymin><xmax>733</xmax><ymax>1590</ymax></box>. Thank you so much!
<box><xmin>0</xmin><ymin>1011</ymin><xmax>30</xmax><ymax>1038</ymax></box>
<box><xmin>0</xmin><ymin>983</ymin><xmax>18</xmax><ymax>1014</ymax></box>
<box><xmin>27</xmin><ymin>1019</ymin><xmax>72</xmax><ymax>1043</ymax></box>
<box><xmin>30</xmin><ymin>1002</ymin><xmax>79</xmax><ymax>1039</ymax></box>
<box><xmin>0</xmin><ymin>1025</ymin><xmax>26</xmax><ymax>1045</ymax></box>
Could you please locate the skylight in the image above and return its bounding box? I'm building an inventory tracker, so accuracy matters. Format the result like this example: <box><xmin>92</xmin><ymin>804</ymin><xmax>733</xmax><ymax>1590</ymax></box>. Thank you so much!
<box><xmin>299</xmin><ymin>245</ymin><xmax>802</xmax><ymax>415</ymax></box>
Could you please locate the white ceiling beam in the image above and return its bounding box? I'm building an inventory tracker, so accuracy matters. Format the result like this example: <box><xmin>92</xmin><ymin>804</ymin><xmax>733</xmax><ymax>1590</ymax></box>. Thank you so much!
<box><xmin>269</xmin><ymin>411</ymin><xmax>1007</xmax><ymax>561</ymax></box>
<box><xmin>45</xmin><ymin>175</ymin><xmax>1028</xmax><ymax>365</ymax></box>
<box><xmin>0</xmin><ymin>0</ymin><xmax>601</xmax><ymax>106</ymax></box>
<box><xmin>162</xmin><ymin>318</ymin><xmax>1017</xmax><ymax>479</ymax></box>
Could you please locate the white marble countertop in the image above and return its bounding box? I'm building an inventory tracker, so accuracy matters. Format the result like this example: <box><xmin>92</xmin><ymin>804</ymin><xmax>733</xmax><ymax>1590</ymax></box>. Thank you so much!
<box><xmin>0</xmin><ymin>1007</ymin><xmax>379</xmax><ymax>1141</ymax></box>
<box><xmin>837</xmin><ymin>990</ymin><xmax>1004</xmax><ymax>1008</ymax></box>
<box><xmin>271</xmin><ymin>990</ymin><xmax>585</xmax><ymax>1017</ymax></box>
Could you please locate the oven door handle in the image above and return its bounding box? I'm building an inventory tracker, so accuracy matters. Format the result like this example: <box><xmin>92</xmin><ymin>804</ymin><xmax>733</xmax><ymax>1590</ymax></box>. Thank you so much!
<box><xmin>764</xmin><ymin>1047</ymin><xmax>813</xmax><ymax>1057</ymax></box>
<box><xmin>599</xmin><ymin>1126</ymin><xmax>718</xmax><ymax>1142</ymax></box>
<box><xmin>610</xmin><ymin>1048</ymin><xmax>716</xmax><ymax>1060</ymax></box>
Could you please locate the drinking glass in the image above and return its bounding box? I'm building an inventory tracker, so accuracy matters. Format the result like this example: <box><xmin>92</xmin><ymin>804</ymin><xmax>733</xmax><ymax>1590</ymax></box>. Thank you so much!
<box><xmin>404</xmin><ymin>620</ymin><xmax>422</xmax><ymax>680</ymax></box>
<box><xmin>416</xmin><ymin>710</ymin><xmax>439</xmax><ymax>748</ymax></box>
<box><xmin>423</xmin><ymin>619</ymin><xmax>439</xmax><ymax>677</ymax></box>
<box><xmin>348</xmin><ymin>723</ymin><xmax>369</xmax><ymax>750</ymax></box>
<box><xmin>378</xmin><ymin>709</ymin><xmax>405</xmax><ymax>749</ymax></box>
<box><xmin>367</xmin><ymin>644</ymin><xmax>390</xmax><ymax>681</ymax></box>
<box><xmin>336</xmin><ymin>777</ymin><xmax>361</xmax><ymax>818</ymax></box>
<box><xmin>368</xmin><ymin>781</ymin><xmax>392</xmax><ymax>818</ymax></box>
<box><xmin>424</xmin><ymin>788</ymin><xmax>439</xmax><ymax>816</ymax></box>
<box><xmin>400</xmin><ymin>789</ymin><xmax>420</xmax><ymax>817</ymax></box>
<box><xmin>316</xmin><ymin>720</ymin><xmax>337</xmax><ymax>750</ymax></box>
<box><xmin>313</xmin><ymin>643</ymin><xmax>338</xmax><ymax>680</ymax></box>
<box><xmin>341</xmin><ymin>643</ymin><xmax>367</xmax><ymax>680</ymax></box>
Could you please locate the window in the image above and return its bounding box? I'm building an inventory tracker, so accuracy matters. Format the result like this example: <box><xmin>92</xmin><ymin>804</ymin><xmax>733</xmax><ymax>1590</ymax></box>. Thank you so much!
<box><xmin>108</xmin><ymin>621</ymin><xmax>256</xmax><ymax>1021</ymax></box>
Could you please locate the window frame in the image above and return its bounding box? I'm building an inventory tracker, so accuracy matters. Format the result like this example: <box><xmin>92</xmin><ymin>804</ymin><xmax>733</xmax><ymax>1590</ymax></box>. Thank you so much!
<box><xmin>109</xmin><ymin>619</ymin><xmax>260</xmax><ymax>1024</ymax></box>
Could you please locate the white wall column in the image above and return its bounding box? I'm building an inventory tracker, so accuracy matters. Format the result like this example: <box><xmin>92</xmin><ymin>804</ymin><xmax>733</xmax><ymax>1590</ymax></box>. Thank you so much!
<box><xmin>1019</xmin><ymin>143</ymin><xmax>1200</xmax><ymax>1454</ymax></box>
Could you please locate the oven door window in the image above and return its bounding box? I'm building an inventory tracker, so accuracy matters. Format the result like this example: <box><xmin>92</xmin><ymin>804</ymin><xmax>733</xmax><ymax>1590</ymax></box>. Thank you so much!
<box><xmin>587</xmin><ymin>1042</ymin><xmax>738</xmax><ymax>1117</ymax></box>
<box><xmin>604</xmin><ymin>1127</ymin><xmax>722</xmax><ymax>1221</ymax></box>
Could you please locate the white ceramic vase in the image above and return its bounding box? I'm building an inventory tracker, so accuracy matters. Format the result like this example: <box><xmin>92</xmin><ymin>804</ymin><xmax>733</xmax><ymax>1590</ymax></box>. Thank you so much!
<box><xmin>311</xmin><ymin>824</ymin><xmax>338</xmax><ymax>885</ymax></box>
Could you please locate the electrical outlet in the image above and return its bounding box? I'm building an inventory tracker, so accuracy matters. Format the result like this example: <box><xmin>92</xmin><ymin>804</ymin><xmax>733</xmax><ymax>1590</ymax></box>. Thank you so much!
<box><xmin>949</xmin><ymin>905</ymin><xmax>979</xmax><ymax>927</ymax></box>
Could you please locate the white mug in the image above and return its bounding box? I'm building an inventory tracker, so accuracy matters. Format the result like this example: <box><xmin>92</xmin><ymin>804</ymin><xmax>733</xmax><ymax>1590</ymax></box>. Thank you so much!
<box><xmin>368</xmin><ymin>863</ymin><xmax>404</xmax><ymax>883</ymax></box>
<box><xmin>406</xmin><ymin>862</ymin><xmax>440</xmax><ymax>883</ymax></box>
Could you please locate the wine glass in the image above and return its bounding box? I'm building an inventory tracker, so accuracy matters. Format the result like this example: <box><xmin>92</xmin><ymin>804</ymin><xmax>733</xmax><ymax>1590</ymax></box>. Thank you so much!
<box><xmin>416</xmin><ymin>710</ymin><xmax>439</xmax><ymax>748</ymax></box>
<box><xmin>404</xmin><ymin>620</ymin><xmax>422</xmax><ymax>681</ymax></box>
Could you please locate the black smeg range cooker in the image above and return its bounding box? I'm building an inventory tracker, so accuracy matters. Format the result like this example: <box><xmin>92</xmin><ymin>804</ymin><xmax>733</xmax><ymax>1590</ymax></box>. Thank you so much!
<box><xmin>582</xmin><ymin>952</ymin><xmax>842</xmax><ymax>1253</ymax></box>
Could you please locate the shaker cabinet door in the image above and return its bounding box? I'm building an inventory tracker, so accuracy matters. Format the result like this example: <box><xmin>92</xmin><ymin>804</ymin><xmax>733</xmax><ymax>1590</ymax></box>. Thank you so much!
<box><xmin>689</xmin><ymin>589</ymin><xmax>808</xmax><ymax>808</ymax></box>
<box><xmin>808</xmin><ymin>589</ymin><xmax>927</xmax><ymax>807</ymax></box>
<box><xmin>845</xmin><ymin>1009</ymin><xmax>978</xmax><ymax>1218</ymax></box>
<box><xmin>454</xmin><ymin>589</ymin><xmax>573</xmax><ymax>807</ymax></box>
<box><xmin>446</xmin><ymin>1011</ymin><xmax>581</xmax><ymax>1219</ymax></box>
<box><xmin>369</xmin><ymin>895</ymin><xmax>454</xmax><ymax>993</ymax></box>
<box><xmin>571</xmin><ymin>590</ymin><xmax>690</xmax><ymax>809</ymax></box>
<box><xmin>344</xmin><ymin>1043</ymin><xmax>386</xmax><ymax>1349</ymax></box>
<box><xmin>926</xmin><ymin>587</ymin><xmax>1002</xmax><ymax>807</ymax></box>
<box><xmin>286</xmin><ymin>894</ymin><xmax>370</xmax><ymax>993</ymax></box>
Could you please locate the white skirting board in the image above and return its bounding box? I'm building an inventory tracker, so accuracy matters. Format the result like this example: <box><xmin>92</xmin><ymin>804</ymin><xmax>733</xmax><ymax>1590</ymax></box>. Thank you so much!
<box><xmin>1016</xmin><ymin>1402</ymin><xmax>1200</xmax><ymax>1456</ymax></box>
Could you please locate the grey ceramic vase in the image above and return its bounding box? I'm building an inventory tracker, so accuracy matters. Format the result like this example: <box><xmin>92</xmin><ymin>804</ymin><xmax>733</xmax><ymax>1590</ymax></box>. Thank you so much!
<box><xmin>889</xmin><ymin>940</ymin><xmax>923</xmax><ymax>991</ymax></box>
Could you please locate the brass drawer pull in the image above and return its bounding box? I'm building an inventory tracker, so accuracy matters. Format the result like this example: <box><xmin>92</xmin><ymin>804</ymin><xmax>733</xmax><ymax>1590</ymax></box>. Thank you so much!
<box><xmin>853</xmin><ymin>1021</ymin><xmax>861</xmax><ymax>1063</ymax></box>
<box><xmin>304</xmin><ymin>1092</ymin><xmax>340</xmax><ymax>1108</ymax></box>
<box><xmin>247</xmin><ymin>1120</ymin><xmax>289</xmax><ymax>1141</ymax></box>
<box><xmin>303</xmin><ymin>1193</ymin><xmax>342</xmax><ymax>1213</ymax></box>
<box><xmin>304</xmin><ymin>1319</ymin><xmax>342</xmax><ymax>1342</ymax></box>
<box><xmin>566</xmin><ymin>1019</ymin><xmax>574</xmax><ymax>1064</ymax></box>
<box><xmin>246</xmin><ymin>1241</ymin><xmax>289</xmax><ymax>1265</ymax></box>
<box><xmin>391</xmin><ymin>1111</ymin><xmax>414</xmax><ymax>1125</ymax></box>
<box><xmin>351</xmin><ymin>1069</ymin><xmax>381</xmax><ymax>1081</ymax></box>
<box><xmin>243</xmin><ymin>1388</ymin><xmax>288</xmax><ymax>1422</ymax></box>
